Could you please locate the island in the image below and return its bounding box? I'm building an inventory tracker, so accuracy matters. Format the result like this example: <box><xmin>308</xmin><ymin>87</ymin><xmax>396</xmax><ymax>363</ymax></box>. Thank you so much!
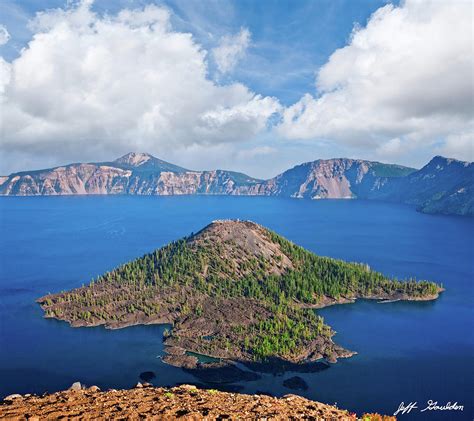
<box><xmin>37</xmin><ymin>220</ymin><xmax>443</xmax><ymax>372</ymax></box>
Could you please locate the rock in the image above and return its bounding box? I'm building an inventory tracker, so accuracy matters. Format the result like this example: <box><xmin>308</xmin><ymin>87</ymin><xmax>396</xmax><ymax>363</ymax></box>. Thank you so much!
<box><xmin>4</xmin><ymin>394</ymin><xmax>22</xmax><ymax>401</ymax></box>
<box><xmin>69</xmin><ymin>382</ymin><xmax>83</xmax><ymax>391</ymax></box>
<box><xmin>139</xmin><ymin>371</ymin><xmax>156</xmax><ymax>382</ymax></box>
<box><xmin>88</xmin><ymin>386</ymin><xmax>100</xmax><ymax>392</ymax></box>
<box><xmin>135</xmin><ymin>382</ymin><xmax>143</xmax><ymax>388</ymax></box>
<box><xmin>327</xmin><ymin>354</ymin><xmax>338</xmax><ymax>363</ymax></box>
<box><xmin>282</xmin><ymin>376</ymin><xmax>309</xmax><ymax>391</ymax></box>
<box><xmin>179</xmin><ymin>384</ymin><xmax>197</xmax><ymax>391</ymax></box>
<box><xmin>0</xmin><ymin>384</ymin><xmax>392</xmax><ymax>420</ymax></box>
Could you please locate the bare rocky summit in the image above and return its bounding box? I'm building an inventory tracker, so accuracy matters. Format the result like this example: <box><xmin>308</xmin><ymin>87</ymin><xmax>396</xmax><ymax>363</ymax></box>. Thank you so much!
<box><xmin>0</xmin><ymin>384</ymin><xmax>395</xmax><ymax>420</ymax></box>
<box><xmin>0</xmin><ymin>152</ymin><xmax>471</xmax><ymax>216</ymax></box>
<box><xmin>0</xmin><ymin>152</ymin><xmax>261</xmax><ymax>196</ymax></box>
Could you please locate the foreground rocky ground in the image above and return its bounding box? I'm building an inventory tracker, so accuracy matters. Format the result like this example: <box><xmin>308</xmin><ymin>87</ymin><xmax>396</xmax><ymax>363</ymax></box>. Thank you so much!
<box><xmin>0</xmin><ymin>384</ymin><xmax>395</xmax><ymax>420</ymax></box>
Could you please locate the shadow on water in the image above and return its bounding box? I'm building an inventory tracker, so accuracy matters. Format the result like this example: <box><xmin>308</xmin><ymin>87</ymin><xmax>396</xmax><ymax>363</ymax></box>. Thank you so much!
<box><xmin>1</xmin><ymin>196</ymin><xmax>472</xmax><ymax>419</ymax></box>
<box><xmin>182</xmin><ymin>357</ymin><xmax>330</xmax><ymax>384</ymax></box>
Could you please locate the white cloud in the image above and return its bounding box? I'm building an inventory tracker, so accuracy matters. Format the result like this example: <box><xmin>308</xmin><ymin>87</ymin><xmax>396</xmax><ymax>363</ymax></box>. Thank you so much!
<box><xmin>278</xmin><ymin>0</ymin><xmax>474</xmax><ymax>161</ymax></box>
<box><xmin>375</xmin><ymin>137</ymin><xmax>402</xmax><ymax>158</ymax></box>
<box><xmin>0</xmin><ymin>25</ymin><xmax>10</xmax><ymax>45</ymax></box>
<box><xmin>236</xmin><ymin>145</ymin><xmax>276</xmax><ymax>160</ymax></box>
<box><xmin>212</xmin><ymin>27</ymin><xmax>251</xmax><ymax>74</ymax></box>
<box><xmin>437</xmin><ymin>130</ymin><xmax>474</xmax><ymax>162</ymax></box>
<box><xmin>0</xmin><ymin>2</ymin><xmax>279</xmax><ymax>168</ymax></box>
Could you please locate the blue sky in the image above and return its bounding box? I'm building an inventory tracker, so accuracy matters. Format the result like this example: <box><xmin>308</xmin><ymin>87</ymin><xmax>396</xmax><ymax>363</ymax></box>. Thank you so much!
<box><xmin>0</xmin><ymin>0</ymin><xmax>471</xmax><ymax>177</ymax></box>
<box><xmin>0</xmin><ymin>0</ymin><xmax>395</xmax><ymax>104</ymax></box>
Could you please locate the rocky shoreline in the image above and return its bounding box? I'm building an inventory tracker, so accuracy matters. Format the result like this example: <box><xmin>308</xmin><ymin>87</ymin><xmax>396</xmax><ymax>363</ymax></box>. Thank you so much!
<box><xmin>36</xmin><ymin>220</ymin><xmax>442</xmax><ymax>389</ymax></box>
<box><xmin>37</xmin><ymin>289</ymin><xmax>443</xmax><ymax>380</ymax></box>
<box><xmin>306</xmin><ymin>291</ymin><xmax>444</xmax><ymax>310</ymax></box>
<box><xmin>0</xmin><ymin>383</ymin><xmax>396</xmax><ymax>420</ymax></box>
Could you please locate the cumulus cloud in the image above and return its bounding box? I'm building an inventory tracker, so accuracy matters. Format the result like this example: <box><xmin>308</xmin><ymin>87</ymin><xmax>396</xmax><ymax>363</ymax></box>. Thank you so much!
<box><xmin>0</xmin><ymin>2</ymin><xmax>280</xmax><ymax>168</ymax></box>
<box><xmin>212</xmin><ymin>27</ymin><xmax>251</xmax><ymax>74</ymax></box>
<box><xmin>437</xmin><ymin>131</ymin><xmax>474</xmax><ymax>162</ymax></box>
<box><xmin>236</xmin><ymin>145</ymin><xmax>276</xmax><ymax>160</ymax></box>
<box><xmin>0</xmin><ymin>25</ymin><xmax>10</xmax><ymax>46</ymax></box>
<box><xmin>278</xmin><ymin>0</ymin><xmax>474</xmax><ymax>161</ymax></box>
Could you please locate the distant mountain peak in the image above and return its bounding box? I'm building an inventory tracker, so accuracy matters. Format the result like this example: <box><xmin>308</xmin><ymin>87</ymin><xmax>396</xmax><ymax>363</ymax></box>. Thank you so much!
<box><xmin>114</xmin><ymin>152</ymin><xmax>155</xmax><ymax>167</ymax></box>
<box><xmin>112</xmin><ymin>152</ymin><xmax>189</xmax><ymax>173</ymax></box>
<box><xmin>425</xmin><ymin>155</ymin><xmax>472</xmax><ymax>169</ymax></box>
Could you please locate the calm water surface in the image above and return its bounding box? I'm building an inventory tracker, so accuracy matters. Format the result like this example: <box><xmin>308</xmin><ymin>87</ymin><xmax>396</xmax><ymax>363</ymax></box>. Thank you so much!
<box><xmin>0</xmin><ymin>196</ymin><xmax>472</xmax><ymax>419</ymax></box>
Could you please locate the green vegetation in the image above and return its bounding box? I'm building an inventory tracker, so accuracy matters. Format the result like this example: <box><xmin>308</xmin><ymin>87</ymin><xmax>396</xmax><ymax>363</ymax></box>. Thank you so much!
<box><xmin>39</xmin><ymin>221</ymin><xmax>441</xmax><ymax>364</ymax></box>
<box><xmin>370</xmin><ymin>162</ymin><xmax>416</xmax><ymax>178</ymax></box>
<box><xmin>79</xmin><ymin>231</ymin><xmax>437</xmax><ymax>303</ymax></box>
<box><xmin>76</xmin><ymin>230</ymin><xmax>438</xmax><ymax>304</ymax></box>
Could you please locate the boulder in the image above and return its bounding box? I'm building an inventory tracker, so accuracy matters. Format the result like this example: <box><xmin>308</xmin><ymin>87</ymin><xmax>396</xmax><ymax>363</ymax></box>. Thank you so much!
<box><xmin>179</xmin><ymin>384</ymin><xmax>197</xmax><ymax>391</ymax></box>
<box><xmin>69</xmin><ymin>382</ymin><xmax>83</xmax><ymax>391</ymax></box>
<box><xmin>4</xmin><ymin>394</ymin><xmax>22</xmax><ymax>401</ymax></box>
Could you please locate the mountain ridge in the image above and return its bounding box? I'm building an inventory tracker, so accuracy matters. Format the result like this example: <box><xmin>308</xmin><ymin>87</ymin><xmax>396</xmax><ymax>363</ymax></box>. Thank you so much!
<box><xmin>0</xmin><ymin>153</ymin><xmax>471</xmax><ymax>216</ymax></box>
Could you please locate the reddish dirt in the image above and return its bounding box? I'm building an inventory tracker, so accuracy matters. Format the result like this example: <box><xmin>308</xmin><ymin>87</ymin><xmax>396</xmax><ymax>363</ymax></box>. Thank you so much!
<box><xmin>0</xmin><ymin>384</ymin><xmax>396</xmax><ymax>420</ymax></box>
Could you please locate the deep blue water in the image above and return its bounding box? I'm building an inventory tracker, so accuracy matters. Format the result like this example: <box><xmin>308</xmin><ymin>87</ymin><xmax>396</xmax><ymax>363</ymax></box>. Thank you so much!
<box><xmin>0</xmin><ymin>196</ymin><xmax>472</xmax><ymax>419</ymax></box>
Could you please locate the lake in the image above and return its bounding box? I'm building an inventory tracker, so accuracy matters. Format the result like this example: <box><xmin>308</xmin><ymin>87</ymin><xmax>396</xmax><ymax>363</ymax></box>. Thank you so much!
<box><xmin>0</xmin><ymin>196</ymin><xmax>472</xmax><ymax>419</ymax></box>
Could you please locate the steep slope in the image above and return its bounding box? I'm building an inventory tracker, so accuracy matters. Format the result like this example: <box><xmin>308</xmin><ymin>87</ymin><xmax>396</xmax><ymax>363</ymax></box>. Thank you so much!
<box><xmin>0</xmin><ymin>155</ymin><xmax>412</xmax><ymax>198</ymax></box>
<box><xmin>0</xmin><ymin>153</ymin><xmax>262</xmax><ymax>196</ymax></box>
<box><xmin>109</xmin><ymin>152</ymin><xmax>189</xmax><ymax>173</ymax></box>
<box><xmin>254</xmin><ymin>158</ymin><xmax>415</xmax><ymax>199</ymax></box>
<box><xmin>0</xmin><ymin>163</ymin><xmax>133</xmax><ymax>195</ymax></box>
<box><xmin>125</xmin><ymin>168</ymin><xmax>261</xmax><ymax>195</ymax></box>
<box><xmin>1</xmin><ymin>153</ymin><xmax>471</xmax><ymax>216</ymax></box>
<box><xmin>374</xmin><ymin>156</ymin><xmax>474</xmax><ymax>216</ymax></box>
<box><xmin>38</xmin><ymin>220</ymin><xmax>442</xmax><ymax>369</ymax></box>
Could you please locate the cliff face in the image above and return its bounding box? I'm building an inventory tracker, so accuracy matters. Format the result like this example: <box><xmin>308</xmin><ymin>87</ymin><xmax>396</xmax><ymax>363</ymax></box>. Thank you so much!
<box><xmin>0</xmin><ymin>164</ymin><xmax>133</xmax><ymax>196</ymax></box>
<box><xmin>372</xmin><ymin>156</ymin><xmax>474</xmax><ymax>216</ymax></box>
<box><xmin>254</xmin><ymin>158</ymin><xmax>415</xmax><ymax>199</ymax></box>
<box><xmin>0</xmin><ymin>153</ymin><xmax>262</xmax><ymax>196</ymax></box>
<box><xmin>0</xmin><ymin>153</ymin><xmax>411</xmax><ymax>198</ymax></box>
<box><xmin>0</xmin><ymin>152</ymin><xmax>472</xmax><ymax>216</ymax></box>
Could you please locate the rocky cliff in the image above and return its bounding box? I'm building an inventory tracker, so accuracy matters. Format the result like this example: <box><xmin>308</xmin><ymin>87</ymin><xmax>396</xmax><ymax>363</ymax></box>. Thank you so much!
<box><xmin>251</xmin><ymin>158</ymin><xmax>415</xmax><ymax>199</ymax></box>
<box><xmin>371</xmin><ymin>156</ymin><xmax>474</xmax><ymax>216</ymax></box>
<box><xmin>1</xmin><ymin>152</ymin><xmax>472</xmax><ymax>216</ymax></box>
<box><xmin>0</xmin><ymin>153</ymin><xmax>261</xmax><ymax>196</ymax></box>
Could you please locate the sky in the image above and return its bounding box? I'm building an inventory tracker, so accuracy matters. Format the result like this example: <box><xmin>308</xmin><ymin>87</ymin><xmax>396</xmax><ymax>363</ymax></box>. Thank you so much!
<box><xmin>0</xmin><ymin>0</ymin><xmax>472</xmax><ymax>178</ymax></box>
